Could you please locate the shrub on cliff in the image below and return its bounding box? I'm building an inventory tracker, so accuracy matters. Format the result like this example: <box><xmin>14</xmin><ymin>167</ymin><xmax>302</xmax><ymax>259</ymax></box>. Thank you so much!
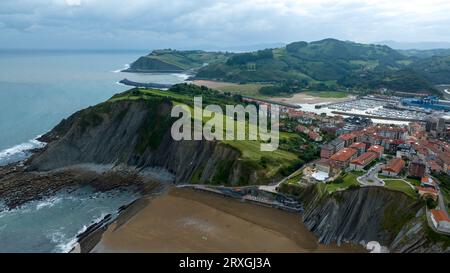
<box><xmin>425</xmin><ymin>197</ymin><xmax>437</xmax><ymax>209</ymax></box>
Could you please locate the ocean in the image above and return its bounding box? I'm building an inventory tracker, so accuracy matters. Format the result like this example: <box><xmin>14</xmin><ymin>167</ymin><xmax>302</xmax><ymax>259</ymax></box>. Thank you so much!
<box><xmin>0</xmin><ymin>49</ymin><xmax>188</xmax><ymax>151</ymax></box>
<box><xmin>0</xmin><ymin>49</ymin><xmax>186</xmax><ymax>252</ymax></box>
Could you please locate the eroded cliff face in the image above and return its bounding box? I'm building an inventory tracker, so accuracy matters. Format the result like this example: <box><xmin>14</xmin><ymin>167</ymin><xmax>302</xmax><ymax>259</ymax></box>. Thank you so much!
<box><xmin>28</xmin><ymin>99</ymin><xmax>269</xmax><ymax>185</ymax></box>
<box><xmin>298</xmin><ymin>185</ymin><xmax>449</xmax><ymax>252</ymax></box>
<box><xmin>389</xmin><ymin>209</ymin><xmax>450</xmax><ymax>253</ymax></box>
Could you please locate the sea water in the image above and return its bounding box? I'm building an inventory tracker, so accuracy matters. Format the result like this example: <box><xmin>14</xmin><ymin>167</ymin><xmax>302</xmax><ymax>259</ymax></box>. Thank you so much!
<box><xmin>0</xmin><ymin>49</ymin><xmax>187</xmax><ymax>151</ymax></box>
<box><xmin>0</xmin><ymin>49</ymin><xmax>185</xmax><ymax>252</ymax></box>
<box><xmin>0</xmin><ymin>187</ymin><xmax>141</xmax><ymax>253</ymax></box>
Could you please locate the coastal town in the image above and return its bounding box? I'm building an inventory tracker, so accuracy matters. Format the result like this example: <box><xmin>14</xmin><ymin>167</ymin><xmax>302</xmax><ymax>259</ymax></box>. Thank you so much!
<box><xmin>243</xmin><ymin>92</ymin><xmax>450</xmax><ymax>236</ymax></box>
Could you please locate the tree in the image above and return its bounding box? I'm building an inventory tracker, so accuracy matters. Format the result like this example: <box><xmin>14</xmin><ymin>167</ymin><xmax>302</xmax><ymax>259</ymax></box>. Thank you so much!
<box><xmin>426</xmin><ymin>197</ymin><xmax>437</xmax><ymax>209</ymax></box>
<box><xmin>334</xmin><ymin>176</ymin><xmax>344</xmax><ymax>184</ymax></box>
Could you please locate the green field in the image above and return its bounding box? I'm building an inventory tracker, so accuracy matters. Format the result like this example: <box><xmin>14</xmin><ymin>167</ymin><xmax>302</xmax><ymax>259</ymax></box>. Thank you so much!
<box><xmin>284</xmin><ymin>169</ymin><xmax>304</xmax><ymax>185</ymax></box>
<box><xmin>304</xmin><ymin>91</ymin><xmax>350</xmax><ymax>98</ymax></box>
<box><xmin>405</xmin><ymin>177</ymin><xmax>421</xmax><ymax>186</ymax></box>
<box><xmin>319</xmin><ymin>172</ymin><xmax>360</xmax><ymax>195</ymax></box>
<box><xmin>384</xmin><ymin>180</ymin><xmax>417</xmax><ymax>199</ymax></box>
<box><xmin>109</xmin><ymin>88</ymin><xmax>192</xmax><ymax>103</ymax></box>
<box><xmin>216</xmin><ymin>83</ymin><xmax>272</xmax><ymax>98</ymax></box>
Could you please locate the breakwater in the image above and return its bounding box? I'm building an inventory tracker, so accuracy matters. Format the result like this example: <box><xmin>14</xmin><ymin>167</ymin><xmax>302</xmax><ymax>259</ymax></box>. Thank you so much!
<box><xmin>119</xmin><ymin>78</ymin><xmax>173</xmax><ymax>89</ymax></box>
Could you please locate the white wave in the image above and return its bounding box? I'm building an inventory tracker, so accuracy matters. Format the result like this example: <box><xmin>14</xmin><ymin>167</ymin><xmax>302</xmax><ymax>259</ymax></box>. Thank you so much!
<box><xmin>0</xmin><ymin>137</ymin><xmax>46</xmax><ymax>166</ymax></box>
<box><xmin>0</xmin><ymin>201</ymin><xmax>32</xmax><ymax>217</ymax></box>
<box><xmin>50</xmin><ymin>230</ymin><xmax>82</xmax><ymax>253</ymax></box>
<box><xmin>91</xmin><ymin>212</ymin><xmax>109</xmax><ymax>225</ymax></box>
<box><xmin>50</xmin><ymin>222</ymin><xmax>89</xmax><ymax>253</ymax></box>
<box><xmin>171</xmin><ymin>73</ymin><xmax>190</xmax><ymax>81</ymax></box>
<box><xmin>35</xmin><ymin>196</ymin><xmax>63</xmax><ymax>211</ymax></box>
<box><xmin>115</xmin><ymin>81</ymin><xmax>128</xmax><ymax>87</ymax></box>
<box><xmin>51</xmin><ymin>212</ymin><xmax>110</xmax><ymax>253</ymax></box>
<box><xmin>112</xmin><ymin>63</ymin><xmax>130</xmax><ymax>73</ymax></box>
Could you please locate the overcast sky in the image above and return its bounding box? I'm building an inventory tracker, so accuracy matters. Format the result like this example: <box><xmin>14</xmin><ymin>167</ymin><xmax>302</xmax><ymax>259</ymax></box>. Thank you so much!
<box><xmin>1</xmin><ymin>0</ymin><xmax>450</xmax><ymax>50</ymax></box>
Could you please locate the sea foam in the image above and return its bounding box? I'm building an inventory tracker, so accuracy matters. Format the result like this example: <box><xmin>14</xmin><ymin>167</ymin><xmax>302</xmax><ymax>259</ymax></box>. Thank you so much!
<box><xmin>0</xmin><ymin>137</ymin><xmax>46</xmax><ymax>167</ymax></box>
<box><xmin>112</xmin><ymin>64</ymin><xmax>130</xmax><ymax>73</ymax></box>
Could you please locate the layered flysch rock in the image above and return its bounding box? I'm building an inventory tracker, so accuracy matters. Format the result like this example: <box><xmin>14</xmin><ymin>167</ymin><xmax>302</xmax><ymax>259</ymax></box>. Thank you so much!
<box><xmin>300</xmin><ymin>185</ymin><xmax>449</xmax><ymax>252</ymax></box>
<box><xmin>28</xmin><ymin>99</ymin><xmax>258</xmax><ymax>185</ymax></box>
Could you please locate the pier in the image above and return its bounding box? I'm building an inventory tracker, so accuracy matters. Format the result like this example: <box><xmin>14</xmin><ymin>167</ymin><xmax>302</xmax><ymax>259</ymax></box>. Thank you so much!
<box><xmin>331</xmin><ymin>111</ymin><xmax>426</xmax><ymax>122</ymax></box>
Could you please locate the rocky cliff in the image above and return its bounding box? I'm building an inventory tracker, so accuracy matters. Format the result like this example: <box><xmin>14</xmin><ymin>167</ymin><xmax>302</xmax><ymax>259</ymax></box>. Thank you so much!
<box><xmin>29</xmin><ymin>98</ymin><xmax>273</xmax><ymax>185</ymax></box>
<box><xmin>389</xmin><ymin>209</ymin><xmax>450</xmax><ymax>253</ymax></box>
<box><xmin>123</xmin><ymin>56</ymin><xmax>186</xmax><ymax>73</ymax></box>
<box><xmin>298</xmin><ymin>185</ymin><xmax>449</xmax><ymax>252</ymax></box>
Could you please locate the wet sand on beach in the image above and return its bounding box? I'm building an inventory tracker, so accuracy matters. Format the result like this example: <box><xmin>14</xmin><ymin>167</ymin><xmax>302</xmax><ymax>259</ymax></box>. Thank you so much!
<box><xmin>92</xmin><ymin>188</ymin><xmax>365</xmax><ymax>253</ymax></box>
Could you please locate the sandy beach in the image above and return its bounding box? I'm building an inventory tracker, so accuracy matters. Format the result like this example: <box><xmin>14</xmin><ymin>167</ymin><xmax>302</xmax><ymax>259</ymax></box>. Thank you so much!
<box><xmin>91</xmin><ymin>188</ymin><xmax>365</xmax><ymax>253</ymax></box>
<box><xmin>269</xmin><ymin>93</ymin><xmax>354</xmax><ymax>104</ymax></box>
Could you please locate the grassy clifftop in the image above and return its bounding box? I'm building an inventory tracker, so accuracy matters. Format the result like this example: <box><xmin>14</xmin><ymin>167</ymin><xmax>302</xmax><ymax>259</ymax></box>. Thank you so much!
<box><xmin>125</xmin><ymin>49</ymin><xmax>230</xmax><ymax>72</ymax></box>
<box><xmin>108</xmin><ymin>84</ymin><xmax>310</xmax><ymax>184</ymax></box>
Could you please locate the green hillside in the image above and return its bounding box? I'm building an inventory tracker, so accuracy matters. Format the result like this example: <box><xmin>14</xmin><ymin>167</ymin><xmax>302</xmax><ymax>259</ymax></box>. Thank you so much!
<box><xmin>409</xmin><ymin>55</ymin><xmax>450</xmax><ymax>84</ymax></box>
<box><xmin>127</xmin><ymin>39</ymin><xmax>449</xmax><ymax>94</ymax></box>
<box><xmin>195</xmin><ymin>39</ymin><xmax>435</xmax><ymax>93</ymax></box>
<box><xmin>399</xmin><ymin>48</ymin><xmax>450</xmax><ymax>59</ymax></box>
<box><xmin>125</xmin><ymin>49</ymin><xmax>230</xmax><ymax>72</ymax></box>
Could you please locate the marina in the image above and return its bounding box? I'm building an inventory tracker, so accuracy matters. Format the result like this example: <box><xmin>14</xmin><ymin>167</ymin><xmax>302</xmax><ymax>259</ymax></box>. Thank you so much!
<box><xmin>300</xmin><ymin>96</ymin><xmax>448</xmax><ymax>124</ymax></box>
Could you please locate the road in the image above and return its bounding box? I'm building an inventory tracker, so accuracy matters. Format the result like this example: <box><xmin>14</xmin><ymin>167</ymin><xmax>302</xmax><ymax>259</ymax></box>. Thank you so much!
<box><xmin>438</xmin><ymin>189</ymin><xmax>450</xmax><ymax>218</ymax></box>
<box><xmin>357</xmin><ymin>163</ymin><xmax>385</xmax><ymax>186</ymax></box>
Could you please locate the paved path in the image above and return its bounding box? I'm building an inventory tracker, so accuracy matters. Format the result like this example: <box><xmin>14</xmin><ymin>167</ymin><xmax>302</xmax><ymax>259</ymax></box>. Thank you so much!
<box><xmin>357</xmin><ymin>163</ymin><xmax>385</xmax><ymax>187</ymax></box>
<box><xmin>379</xmin><ymin>177</ymin><xmax>416</xmax><ymax>189</ymax></box>
<box><xmin>438</xmin><ymin>190</ymin><xmax>449</xmax><ymax>218</ymax></box>
<box><xmin>259</xmin><ymin>166</ymin><xmax>305</xmax><ymax>193</ymax></box>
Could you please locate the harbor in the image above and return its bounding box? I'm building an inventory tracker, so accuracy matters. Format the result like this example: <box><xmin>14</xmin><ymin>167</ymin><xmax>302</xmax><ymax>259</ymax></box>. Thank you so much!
<box><xmin>301</xmin><ymin>96</ymin><xmax>449</xmax><ymax>125</ymax></box>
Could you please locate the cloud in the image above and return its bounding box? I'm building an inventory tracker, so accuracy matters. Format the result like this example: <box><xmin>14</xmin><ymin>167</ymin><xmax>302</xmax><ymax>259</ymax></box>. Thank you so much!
<box><xmin>0</xmin><ymin>0</ymin><xmax>450</xmax><ymax>49</ymax></box>
<box><xmin>65</xmin><ymin>0</ymin><xmax>81</xmax><ymax>6</ymax></box>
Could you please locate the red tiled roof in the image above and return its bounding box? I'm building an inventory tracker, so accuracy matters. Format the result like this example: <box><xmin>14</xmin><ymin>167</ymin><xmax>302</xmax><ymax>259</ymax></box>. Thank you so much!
<box><xmin>431</xmin><ymin>210</ymin><xmax>450</xmax><ymax>222</ymax></box>
<box><xmin>351</xmin><ymin>152</ymin><xmax>378</xmax><ymax>166</ymax></box>
<box><xmin>316</xmin><ymin>158</ymin><xmax>340</xmax><ymax>168</ymax></box>
<box><xmin>438</xmin><ymin>152</ymin><xmax>450</xmax><ymax>165</ymax></box>
<box><xmin>330</xmin><ymin>148</ymin><xmax>357</xmax><ymax>162</ymax></box>
<box><xmin>421</xmin><ymin>176</ymin><xmax>435</xmax><ymax>185</ymax></box>
<box><xmin>415</xmin><ymin>147</ymin><xmax>429</xmax><ymax>156</ymax></box>
<box><xmin>368</xmin><ymin>145</ymin><xmax>384</xmax><ymax>153</ymax></box>
<box><xmin>350</xmin><ymin>142</ymin><xmax>366</xmax><ymax>149</ymax></box>
<box><xmin>427</xmin><ymin>160</ymin><xmax>443</xmax><ymax>172</ymax></box>
<box><xmin>383</xmin><ymin>158</ymin><xmax>405</xmax><ymax>174</ymax></box>
<box><xmin>389</xmin><ymin>139</ymin><xmax>405</xmax><ymax>145</ymax></box>
<box><xmin>296</xmin><ymin>125</ymin><xmax>307</xmax><ymax>132</ymax></box>
<box><xmin>339</xmin><ymin>133</ymin><xmax>355</xmax><ymax>141</ymax></box>
<box><xmin>416</xmin><ymin>186</ymin><xmax>438</xmax><ymax>194</ymax></box>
